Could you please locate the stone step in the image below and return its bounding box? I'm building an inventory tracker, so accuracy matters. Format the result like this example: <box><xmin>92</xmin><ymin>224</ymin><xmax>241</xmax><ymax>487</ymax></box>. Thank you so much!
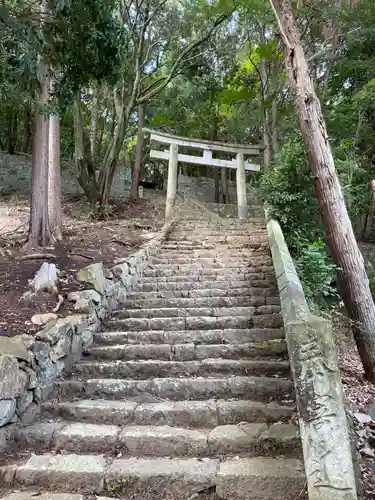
<box><xmin>156</xmin><ymin>250</ymin><xmax>269</xmax><ymax>258</ymax></box>
<box><xmin>160</xmin><ymin>243</ymin><xmax>268</xmax><ymax>251</ymax></box>
<box><xmin>2</xmin><ymin>453</ymin><xmax>305</xmax><ymax>499</ymax></box>
<box><xmin>144</xmin><ymin>270</ymin><xmax>273</xmax><ymax>280</ymax></box>
<box><xmin>76</xmin><ymin>359</ymin><xmax>290</xmax><ymax>379</ymax></box>
<box><xmin>115</xmin><ymin>305</ymin><xmax>281</xmax><ymax>320</ymax></box>
<box><xmin>18</xmin><ymin>421</ymin><xmax>300</xmax><ymax>458</ymax></box>
<box><xmin>140</xmin><ymin>276</ymin><xmax>275</xmax><ymax>286</ymax></box>
<box><xmin>94</xmin><ymin>328</ymin><xmax>285</xmax><ymax>345</ymax></box>
<box><xmin>165</xmin><ymin>238</ymin><xmax>269</xmax><ymax>246</ymax></box>
<box><xmin>135</xmin><ymin>281</ymin><xmax>276</xmax><ymax>293</ymax></box>
<box><xmin>150</xmin><ymin>253</ymin><xmax>269</xmax><ymax>270</ymax></box>
<box><xmin>123</xmin><ymin>295</ymin><xmax>261</xmax><ymax>309</ymax></box>
<box><xmin>42</xmin><ymin>398</ymin><xmax>294</xmax><ymax>427</ymax></box>
<box><xmin>127</xmin><ymin>289</ymin><xmax>280</xmax><ymax>302</ymax></box>
<box><xmin>151</xmin><ymin>254</ymin><xmax>268</xmax><ymax>264</ymax></box>
<box><xmin>2</xmin><ymin>454</ymin><xmax>218</xmax><ymax>496</ymax></box>
<box><xmin>216</xmin><ymin>457</ymin><xmax>306</xmax><ymax>500</ymax></box>
<box><xmin>57</xmin><ymin>375</ymin><xmax>294</xmax><ymax>403</ymax></box>
<box><xmin>86</xmin><ymin>339</ymin><xmax>286</xmax><ymax>361</ymax></box>
<box><xmin>124</xmin><ymin>295</ymin><xmax>280</xmax><ymax>308</ymax></box>
<box><xmin>108</xmin><ymin>313</ymin><xmax>283</xmax><ymax>331</ymax></box>
<box><xmin>167</xmin><ymin>235</ymin><xmax>268</xmax><ymax>241</ymax></box>
<box><xmin>143</xmin><ymin>268</ymin><xmax>274</xmax><ymax>279</ymax></box>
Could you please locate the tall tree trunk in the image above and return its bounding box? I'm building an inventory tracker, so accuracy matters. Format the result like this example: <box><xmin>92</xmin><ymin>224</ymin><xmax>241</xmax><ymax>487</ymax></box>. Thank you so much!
<box><xmin>221</xmin><ymin>168</ymin><xmax>230</xmax><ymax>204</ymax></box>
<box><xmin>7</xmin><ymin>108</ymin><xmax>18</xmax><ymax>155</ymax></box>
<box><xmin>98</xmin><ymin>108</ymin><xmax>128</xmax><ymax>215</ymax></box>
<box><xmin>28</xmin><ymin>72</ymin><xmax>50</xmax><ymax>247</ymax></box>
<box><xmin>214</xmin><ymin>168</ymin><xmax>220</xmax><ymax>203</ymax></box>
<box><xmin>271</xmin><ymin>63</ymin><xmax>279</xmax><ymax>155</ymax></box>
<box><xmin>270</xmin><ymin>0</ymin><xmax>375</xmax><ymax>382</ymax></box>
<box><xmin>130</xmin><ymin>104</ymin><xmax>145</xmax><ymax>200</ymax></box>
<box><xmin>48</xmin><ymin>112</ymin><xmax>62</xmax><ymax>242</ymax></box>
<box><xmin>21</xmin><ymin>108</ymin><xmax>32</xmax><ymax>154</ymax></box>
<box><xmin>260</xmin><ymin>61</ymin><xmax>271</xmax><ymax>168</ymax></box>
<box><xmin>74</xmin><ymin>96</ymin><xmax>99</xmax><ymax>206</ymax></box>
<box><xmin>90</xmin><ymin>83</ymin><xmax>99</xmax><ymax>165</ymax></box>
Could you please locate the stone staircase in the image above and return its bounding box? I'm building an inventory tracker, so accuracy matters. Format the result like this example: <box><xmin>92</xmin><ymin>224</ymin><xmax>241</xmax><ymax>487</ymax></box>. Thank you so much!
<box><xmin>0</xmin><ymin>204</ymin><xmax>306</xmax><ymax>500</ymax></box>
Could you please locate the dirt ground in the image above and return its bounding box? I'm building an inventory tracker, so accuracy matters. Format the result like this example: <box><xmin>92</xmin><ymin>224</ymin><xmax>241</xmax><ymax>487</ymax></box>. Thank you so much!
<box><xmin>333</xmin><ymin>312</ymin><xmax>375</xmax><ymax>499</ymax></box>
<box><xmin>0</xmin><ymin>191</ymin><xmax>165</xmax><ymax>337</ymax></box>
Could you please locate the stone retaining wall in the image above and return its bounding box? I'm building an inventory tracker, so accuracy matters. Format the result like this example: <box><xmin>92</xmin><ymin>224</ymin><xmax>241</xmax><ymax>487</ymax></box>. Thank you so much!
<box><xmin>0</xmin><ymin>153</ymin><xmax>132</xmax><ymax>197</ymax></box>
<box><xmin>177</xmin><ymin>174</ymin><xmax>237</xmax><ymax>203</ymax></box>
<box><xmin>266</xmin><ymin>215</ymin><xmax>358</xmax><ymax>500</ymax></box>
<box><xmin>0</xmin><ymin>221</ymin><xmax>173</xmax><ymax>452</ymax></box>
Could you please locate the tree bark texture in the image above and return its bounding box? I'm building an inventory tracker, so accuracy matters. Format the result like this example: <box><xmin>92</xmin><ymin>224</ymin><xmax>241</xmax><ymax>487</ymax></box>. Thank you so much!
<box><xmin>29</xmin><ymin>72</ymin><xmax>50</xmax><ymax>246</ymax></box>
<box><xmin>48</xmin><ymin>112</ymin><xmax>62</xmax><ymax>242</ymax></box>
<box><xmin>270</xmin><ymin>0</ymin><xmax>375</xmax><ymax>382</ymax></box>
<box><xmin>130</xmin><ymin>104</ymin><xmax>145</xmax><ymax>200</ymax></box>
<box><xmin>90</xmin><ymin>83</ymin><xmax>99</xmax><ymax>164</ymax></box>
<box><xmin>221</xmin><ymin>168</ymin><xmax>230</xmax><ymax>204</ymax></box>
<box><xmin>74</xmin><ymin>96</ymin><xmax>99</xmax><ymax>206</ymax></box>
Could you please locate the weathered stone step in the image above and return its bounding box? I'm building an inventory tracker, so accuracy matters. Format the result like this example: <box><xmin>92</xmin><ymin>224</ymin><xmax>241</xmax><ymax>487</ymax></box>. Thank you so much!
<box><xmin>94</xmin><ymin>328</ymin><xmax>285</xmax><ymax>346</ymax></box>
<box><xmin>168</xmin><ymin>236</ymin><xmax>266</xmax><ymax>243</ymax></box>
<box><xmin>2</xmin><ymin>454</ymin><xmax>218</xmax><ymax>496</ymax></box>
<box><xmin>151</xmin><ymin>254</ymin><xmax>268</xmax><ymax>264</ymax></box>
<box><xmin>166</xmin><ymin>238</ymin><xmax>269</xmax><ymax>246</ymax></box>
<box><xmin>124</xmin><ymin>295</ymin><xmax>280</xmax><ymax>308</ymax></box>
<box><xmin>115</xmin><ymin>305</ymin><xmax>280</xmax><ymax>320</ymax></box>
<box><xmin>161</xmin><ymin>243</ymin><xmax>269</xmax><ymax>251</ymax></box>
<box><xmin>87</xmin><ymin>337</ymin><xmax>285</xmax><ymax>359</ymax></box>
<box><xmin>143</xmin><ymin>268</ymin><xmax>273</xmax><ymax>279</ymax></box>
<box><xmin>2</xmin><ymin>453</ymin><xmax>305</xmax><ymax>499</ymax></box>
<box><xmin>108</xmin><ymin>313</ymin><xmax>283</xmax><ymax>331</ymax></box>
<box><xmin>150</xmin><ymin>258</ymin><xmax>270</xmax><ymax>267</ymax></box>
<box><xmin>141</xmin><ymin>276</ymin><xmax>275</xmax><ymax>286</ymax></box>
<box><xmin>86</xmin><ymin>339</ymin><xmax>286</xmax><ymax>361</ymax></box>
<box><xmin>123</xmin><ymin>295</ymin><xmax>259</xmax><ymax>309</ymax></box>
<box><xmin>19</xmin><ymin>421</ymin><xmax>300</xmax><ymax>458</ymax></box>
<box><xmin>57</xmin><ymin>375</ymin><xmax>294</xmax><ymax>403</ymax></box>
<box><xmin>157</xmin><ymin>250</ymin><xmax>269</xmax><ymax>258</ymax></box>
<box><xmin>216</xmin><ymin>457</ymin><xmax>305</xmax><ymax>500</ymax></box>
<box><xmin>127</xmin><ymin>289</ymin><xmax>280</xmax><ymax>302</ymax></box>
<box><xmin>42</xmin><ymin>398</ymin><xmax>294</xmax><ymax>427</ymax></box>
<box><xmin>135</xmin><ymin>281</ymin><xmax>276</xmax><ymax>293</ymax></box>
<box><xmin>76</xmin><ymin>359</ymin><xmax>290</xmax><ymax>379</ymax></box>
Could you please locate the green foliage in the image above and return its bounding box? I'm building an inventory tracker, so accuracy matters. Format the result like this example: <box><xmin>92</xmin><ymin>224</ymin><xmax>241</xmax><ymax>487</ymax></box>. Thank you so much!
<box><xmin>260</xmin><ymin>137</ymin><xmax>321</xmax><ymax>243</ymax></box>
<box><xmin>294</xmin><ymin>238</ymin><xmax>338</xmax><ymax>306</ymax></box>
<box><xmin>50</xmin><ymin>0</ymin><xmax>125</xmax><ymax>101</ymax></box>
<box><xmin>261</xmin><ymin>134</ymin><xmax>371</xmax><ymax>306</ymax></box>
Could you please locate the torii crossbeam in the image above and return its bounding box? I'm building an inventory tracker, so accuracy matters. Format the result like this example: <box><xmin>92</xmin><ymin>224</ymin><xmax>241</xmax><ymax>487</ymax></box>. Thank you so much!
<box><xmin>143</xmin><ymin>128</ymin><xmax>264</xmax><ymax>220</ymax></box>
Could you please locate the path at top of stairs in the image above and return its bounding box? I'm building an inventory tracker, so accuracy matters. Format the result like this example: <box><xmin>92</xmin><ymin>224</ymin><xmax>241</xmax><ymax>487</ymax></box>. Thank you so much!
<box><xmin>0</xmin><ymin>201</ymin><xmax>306</xmax><ymax>500</ymax></box>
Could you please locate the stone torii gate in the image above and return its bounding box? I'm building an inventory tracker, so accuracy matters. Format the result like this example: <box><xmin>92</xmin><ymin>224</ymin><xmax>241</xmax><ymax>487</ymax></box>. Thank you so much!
<box><xmin>143</xmin><ymin>128</ymin><xmax>264</xmax><ymax>220</ymax></box>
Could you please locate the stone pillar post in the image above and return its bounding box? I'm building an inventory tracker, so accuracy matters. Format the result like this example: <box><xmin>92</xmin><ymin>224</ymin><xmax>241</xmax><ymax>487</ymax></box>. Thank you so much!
<box><xmin>165</xmin><ymin>143</ymin><xmax>178</xmax><ymax>220</ymax></box>
<box><xmin>236</xmin><ymin>152</ymin><xmax>248</xmax><ymax>220</ymax></box>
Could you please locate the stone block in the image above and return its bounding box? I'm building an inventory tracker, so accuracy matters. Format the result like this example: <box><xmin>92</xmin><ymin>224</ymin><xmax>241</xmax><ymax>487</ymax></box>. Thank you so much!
<box><xmin>0</xmin><ymin>337</ymin><xmax>31</xmax><ymax>362</ymax></box>
<box><xmin>55</xmin><ymin>422</ymin><xmax>120</xmax><ymax>452</ymax></box>
<box><xmin>0</xmin><ymin>355</ymin><xmax>28</xmax><ymax>399</ymax></box>
<box><xmin>77</xmin><ymin>262</ymin><xmax>112</xmax><ymax>294</ymax></box>
<box><xmin>105</xmin><ymin>457</ymin><xmax>219</xmax><ymax>495</ymax></box>
<box><xmin>36</xmin><ymin>318</ymin><xmax>73</xmax><ymax>345</ymax></box>
<box><xmin>15</xmin><ymin>453</ymin><xmax>106</xmax><ymax>493</ymax></box>
<box><xmin>118</xmin><ymin>425</ymin><xmax>208</xmax><ymax>457</ymax></box>
<box><xmin>0</xmin><ymin>399</ymin><xmax>16</xmax><ymax>426</ymax></box>
<box><xmin>16</xmin><ymin>391</ymin><xmax>34</xmax><ymax>416</ymax></box>
<box><xmin>216</xmin><ymin>457</ymin><xmax>305</xmax><ymax>500</ymax></box>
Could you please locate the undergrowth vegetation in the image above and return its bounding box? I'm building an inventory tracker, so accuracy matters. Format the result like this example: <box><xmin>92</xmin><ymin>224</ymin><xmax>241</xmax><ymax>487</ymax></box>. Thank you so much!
<box><xmin>260</xmin><ymin>137</ymin><xmax>371</xmax><ymax>307</ymax></box>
